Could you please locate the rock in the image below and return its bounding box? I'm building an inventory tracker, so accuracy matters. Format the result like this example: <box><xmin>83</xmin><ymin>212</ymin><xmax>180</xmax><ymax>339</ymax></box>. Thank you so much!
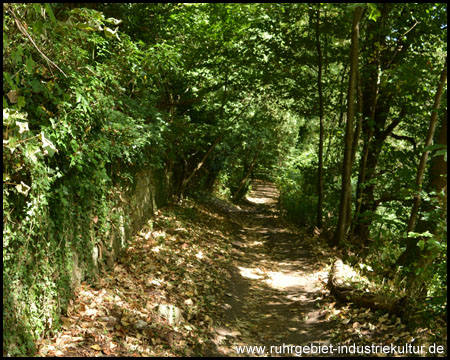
<box><xmin>134</xmin><ymin>319</ymin><xmax>148</xmax><ymax>330</ymax></box>
<box><xmin>157</xmin><ymin>304</ymin><xmax>183</xmax><ymax>325</ymax></box>
<box><xmin>98</xmin><ymin>316</ymin><xmax>117</xmax><ymax>327</ymax></box>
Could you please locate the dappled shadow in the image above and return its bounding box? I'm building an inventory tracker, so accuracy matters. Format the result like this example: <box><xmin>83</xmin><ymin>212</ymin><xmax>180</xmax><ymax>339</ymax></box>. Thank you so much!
<box><xmin>245</xmin><ymin>180</ymin><xmax>279</xmax><ymax>206</ymax></box>
<box><xmin>37</xmin><ymin>182</ymin><xmax>334</xmax><ymax>357</ymax></box>
<box><xmin>206</xmin><ymin>181</ymin><xmax>334</xmax><ymax>357</ymax></box>
<box><xmin>36</xmin><ymin>199</ymin><xmax>241</xmax><ymax>357</ymax></box>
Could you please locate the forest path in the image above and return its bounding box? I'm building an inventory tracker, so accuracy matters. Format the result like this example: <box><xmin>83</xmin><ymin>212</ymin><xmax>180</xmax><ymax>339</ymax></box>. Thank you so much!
<box><xmin>206</xmin><ymin>180</ymin><xmax>334</xmax><ymax>356</ymax></box>
<box><xmin>36</xmin><ymin>180</ymin><xmax>334</xmax><ymax>357</ymax></box>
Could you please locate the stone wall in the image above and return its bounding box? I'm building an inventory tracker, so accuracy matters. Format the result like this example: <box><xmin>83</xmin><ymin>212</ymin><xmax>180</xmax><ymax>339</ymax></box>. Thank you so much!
<box><xmin>71</xmin><ymin>167</ymin><xmax>167</xmax><ymax>287</ymax></box>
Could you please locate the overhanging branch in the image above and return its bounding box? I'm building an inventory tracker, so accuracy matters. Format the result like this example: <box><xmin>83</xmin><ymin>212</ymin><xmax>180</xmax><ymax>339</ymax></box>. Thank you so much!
<box><xmin>7</xmin><ymin>4</ymin><xmax>68</xmax><ymax>78</ymax></box>
<box><xmin>388</xmin><ymin>133</ymin><xmax>417</xmax><ymax>151</ymax></box>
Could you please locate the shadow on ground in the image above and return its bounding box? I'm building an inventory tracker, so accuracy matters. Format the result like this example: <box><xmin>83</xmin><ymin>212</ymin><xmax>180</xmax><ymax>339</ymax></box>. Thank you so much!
<box><xmin>205</xmin><ymin>180</ymin><xmax>335</xmax><ymax>357</ymax></box>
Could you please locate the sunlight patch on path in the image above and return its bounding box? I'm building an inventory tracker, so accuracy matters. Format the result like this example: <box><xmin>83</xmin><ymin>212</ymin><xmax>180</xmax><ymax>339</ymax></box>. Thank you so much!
<box><xmin>237</xmin><ymin>266</ymin><xmax>266</xmax><ymax>280</ymax></box>
<box><xmin>264</xmin><ymin>269</ymin><xmax>328</xmax><ymax>293</ymax></box>
<box><xmin>206</xmin><ymin>180</ymin><xmax>337</xmax><ymax>356</ymax></box>
<box><xmin>245</xmin><ymin>195</ymin><xmax>275</xmax><ymax>205</ymax></box>
<box><xmin>264</xmin><ymin>270</ymin><xmax>307</xmax><ymax>290</ymax></box>
<box><xmin>245</xmin><ymin>180</ymin><xmax>279</xmax><ymax>205</ymax></box>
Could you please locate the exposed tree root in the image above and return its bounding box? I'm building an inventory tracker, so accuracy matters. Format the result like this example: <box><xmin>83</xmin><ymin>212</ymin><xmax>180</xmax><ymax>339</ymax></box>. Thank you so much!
<box><xmin>328</xmin><ymin>259</ymin><xmax>407</xmax><ymax>316</ymax></box>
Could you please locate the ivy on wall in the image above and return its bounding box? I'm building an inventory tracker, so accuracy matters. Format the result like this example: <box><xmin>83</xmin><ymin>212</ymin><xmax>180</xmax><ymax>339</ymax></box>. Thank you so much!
<box><xmin>3</xmin><ymin>4</ymin><xmax>167</xmax><ymax>355</ymax></box>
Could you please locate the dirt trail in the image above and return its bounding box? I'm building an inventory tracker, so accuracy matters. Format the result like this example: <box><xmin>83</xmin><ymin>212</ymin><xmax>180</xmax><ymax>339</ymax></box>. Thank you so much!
<box><xmin>206</xmin><ymin>180</ymin><xmax>333</xmax><ymax>357</ymax></box>
<box><xmin>35</xmin><ymin>180</ymin><xmax>334</xmax><ymax>357</ymax></box>
<box><xmin>35</xmin><ymin>180</ymin><xmax>443</xmax><ymax>357</ymax></box>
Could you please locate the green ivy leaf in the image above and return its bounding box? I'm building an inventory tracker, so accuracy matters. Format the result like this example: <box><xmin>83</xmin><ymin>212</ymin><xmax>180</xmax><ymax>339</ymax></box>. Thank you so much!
<box><xmin>16</xmin><ymin>120</ymin><xmax>29</xmax><ymax>133</ymax></box>
<box><xmin>408</xmin><ymin>231</ymin><xmax>433</xmax><ymax>238</ymax></box>
<box><xmin>104</xmin><ymin>26</ymin><xmax>120</xmax><ymax>40</ymax></box>
<box><xmin>11</xmin><ymin>46</ymin><xmax>23</xmax><ymax>65</ymax></box>
<box><xmin>367</xmin><ymin>3</ymin><xmax>381</xmax><ymax>22</ymax></box>
<box><xmin>41</xmin><ymin>132</ymin><xmax>58</xmax><ymax>157</ymax></box>
<box><xmin>433</xmin><ymin>149</ymin><xmax>447</xmax><ymax>157</ymax></box>
<box><xmin>26</xmin><ymin>56</ymin><xmax>35</xmax><ymax>74</ymax></box>
<box><xmin>25</xmin><ymin>144</ymin><xmax>40</xmax><ymax>163</ymax></box>
<box><xmin>424</xmin><ymin>144</ymin><xmax>446</xmax><ymax>152</ymax></box>
<box><xmin>105</xmin><ymin>17</ymin><xmax>122</xmax><ymax>26</ymax></box>
<box><xmin>417</xmin><ymin>239</ymin><xmax>425</xmax><ymax>251</ymax></box>
<box><xmin>17</xmin><ymin>96</ymin><xmax>26</xmax><ymax>110</ymax></box>
<box><xmin>30</xmin><ymin>79</ymin><xmax>45</xmax><ymax>93</ymax></box>
<box><xmin>16</xmin><ymin>181</ymin><xmax>31</xmax><ymax>196</ymax></box>
<box><xmin>4</xmin><ymin>72</ymin><xmax>14</xmax><ymax>88</ymax></box>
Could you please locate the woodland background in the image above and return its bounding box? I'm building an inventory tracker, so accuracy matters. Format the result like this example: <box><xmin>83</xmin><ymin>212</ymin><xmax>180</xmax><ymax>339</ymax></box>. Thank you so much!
<box><xmin>3</xmin><ymin>3</ymin><xmax>447</xmax><ymax>356</ymax></box>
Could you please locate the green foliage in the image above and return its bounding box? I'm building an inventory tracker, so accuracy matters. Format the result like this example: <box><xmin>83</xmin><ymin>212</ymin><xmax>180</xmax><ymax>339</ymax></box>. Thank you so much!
<box><xmin>3</xmin><ymin>4</ymin><xmax>167</xmax><ymax>355</ymax></box>
<box><xmin>278</xmin><ymin>167</ymin><xmax>317</xmax><ymax>226</ymax></box>
<box><xmin>2</xmin><ymin>2</ymin><xmax>447</xmax><ymax>355</ymax></box>
<box><xmin>367</xmin><ymin>3</ymin><xmax>381</xmax><ymax>22</ymax></box>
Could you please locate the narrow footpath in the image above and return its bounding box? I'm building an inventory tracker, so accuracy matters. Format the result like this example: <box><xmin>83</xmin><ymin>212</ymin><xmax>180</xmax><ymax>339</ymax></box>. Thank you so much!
<box><xmin>206</xmin><ymin>180</ymin><xmax>333</xmax><ymax>356</ymax></box>
<box><xmin>36</xmin><ymin>180</ymin><xmax>334</xmax><ymax>357</ymax></box>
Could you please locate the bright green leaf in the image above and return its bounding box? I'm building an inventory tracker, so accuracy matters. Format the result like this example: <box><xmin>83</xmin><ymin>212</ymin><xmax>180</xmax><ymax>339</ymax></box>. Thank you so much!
<box><xmin>17</xmin><ymin>96</ymin><xmax>26</xmax><ymax>109</ymax></box>
<box><xmin>41</xmin><ymin>132</ymin><xmax>58</xmax><ymax>157</ymax></box>
<box><xmin>44</xmin><ymin>3</ymin><xmax>57</xmax><ymax>23</ymax></box>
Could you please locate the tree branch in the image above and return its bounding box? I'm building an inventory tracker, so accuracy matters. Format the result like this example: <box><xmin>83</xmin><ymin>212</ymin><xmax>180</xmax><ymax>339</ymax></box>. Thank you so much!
<box><xmin>179</xmin><ymin>134</ymin><xmax>223</xmax><ymax>196</ymax></box>
<box><xmin>7</xmin><ymin>4</ymin><xmax>67</xmax><ymax>78</ymax></box>
<box><xmin>379</xmin><ymin>106</ymin><xmax>407</xmax><ymax>141</ymax></box>
<box><xmin>388</xmin><ymin>133</ymin><xmax>417</xmax><ymax>151</ymax></box>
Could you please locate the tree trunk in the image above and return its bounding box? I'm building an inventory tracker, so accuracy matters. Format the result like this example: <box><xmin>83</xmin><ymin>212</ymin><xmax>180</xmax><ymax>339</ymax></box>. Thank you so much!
<box><xmin>329</xmin><ymin>259</ymin><xmax>407</xmax><ymax>316</ymax></box>
<box><xmin>345</xmin><ymin>69</ymin><xmax>363</xmax><ymax>229</ymax></box>
<box><xmin>397</xmin><ymin>60</ymin><xmax>447</xmax><ymax>272</ymax></box>
<box><xmin>324</xmin><ymin>63</ymin><xmax>347</xmax><ymax>165</ymax></box>
<box><xmin>351</xmin><ymin>101</ymin><xmax>406</xmax><ymax>243</ymax></box>
<box><xmin>350</xmin><ymin>5</ymin><xmax>389</xmax><ymax>243</ymax></box>
<box><xmin>332</xmin><ymin>5</ymin><xmax>363</xmax><ymax>246</ymax></box>
<box><xmin>316</xmin><ymin>6</ymin><xmax>325</xmax><ymax>229</ymax></box>
<box><xmin>407</xmin><ymin>60</ymin><xmax>447</xmax><ymax>233</ymax></box>
<box><xmin>430</xmin><ymin>109</ymin><xmax>447</xmax><ymax>194</ymax></box>
<box><xmin>179</xmin><ymin>135</ymin><xmax>223</xmax><ymax>199</ymax></box>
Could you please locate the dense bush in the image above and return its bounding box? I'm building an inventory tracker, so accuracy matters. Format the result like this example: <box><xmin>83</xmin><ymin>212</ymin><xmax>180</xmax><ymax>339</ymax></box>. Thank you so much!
<box><xmin>3</xmin><ymin>4</ymin><xmax>167</xmax><ymax>355</ymax></box>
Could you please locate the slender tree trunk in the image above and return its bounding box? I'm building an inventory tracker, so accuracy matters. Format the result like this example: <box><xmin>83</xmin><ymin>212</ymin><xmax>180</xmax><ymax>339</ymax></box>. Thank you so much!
<box><xmin>337</xmin><ymin>63</ymin><xmax>349</xmax><ymax>128</ymax></box>
<box><xmin>345</xmin><ymin>69</ymin><xmax>363</xmax><ymax>229</ymax></box>
<box><xmin>332</xmin><ymin>6</ymin><xmax>363</xmax><ymax>246</ymax></box>
<box><xmin>397</xmin><ymin>60</ymin><xmax>447</xmax><ymax>290</ymax></box>
<box><xmin>351</xmin><ymin>60</ymin><xmax>380</xmax><ymax>240</ymax></box>
<box><xmin>430</xmin><ymin>109</ymin><xmax>447</xmax><ymax>193</ymax></box>
<box><xmin>324</xmin><ymin>64</ymin><xmax>347</xmax><ymax>165</ymax></box>
<box><xmin>316</xmin><ymin>6</ymin><xmax>325</xmax><ymax>229</ymax></box>
<box><xmin>351</xmin><ymin>5</ymin><xmax>393</xmax><ymax>243</ymax></box>
<box><xmin>352</xmin><ymin>126</ymin><xmax>373</xmax><ymax>237</ymax></box>
<box><xmin>179</xmin><ymin>135</ymin><xmax>223</xmax><ymax>198</ymax></box>
<box><xmin>407</xmin><ymin>60</ymin><xmax>447</xmax><ymax>233</ymax></box>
